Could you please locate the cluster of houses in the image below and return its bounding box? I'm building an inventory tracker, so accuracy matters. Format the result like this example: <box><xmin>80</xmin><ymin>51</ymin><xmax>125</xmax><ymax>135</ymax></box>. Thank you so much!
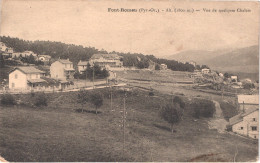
<box><xmin>0</xmin><ymin>42</ymin><xmax>52</xmax><ymax>65</ymax></box>
<box><xmin>229</xmin><ymin>94</ymin><xmax>259</xmax><ymax>139</ymax></box>
<box><xmin>7</xmin><ymin>53</ymin><xmax>123</xmax><ymax>90</ymax></box>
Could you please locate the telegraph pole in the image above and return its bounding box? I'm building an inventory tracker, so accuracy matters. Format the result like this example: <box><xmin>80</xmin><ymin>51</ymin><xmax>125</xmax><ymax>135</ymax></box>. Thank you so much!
<box><xmin>110</xmin><ymin>86</ymin><xmax>113</xmax><ymax>110</ymax></box>
<box><xmin>92</xmin><ymin>66</ymin><xmax>95</xmax><ymax>89</ymax></box>
<box><xmin>123</xmin><ymin>93</ymin><xmax>126</xmax><ymax>154</ymax></box>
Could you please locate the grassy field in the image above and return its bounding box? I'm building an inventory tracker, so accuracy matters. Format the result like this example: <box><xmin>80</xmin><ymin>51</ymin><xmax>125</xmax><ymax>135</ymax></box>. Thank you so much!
<box><xmin>0</xmin><ymin>89</ymin><xmax>258</xmax><ymax>162</ymax></box>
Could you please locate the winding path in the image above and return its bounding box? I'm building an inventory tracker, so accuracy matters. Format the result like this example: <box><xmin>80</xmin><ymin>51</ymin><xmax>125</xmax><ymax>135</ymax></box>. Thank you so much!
<box><xmin>208</xmin><ymin>100</ymin><xmax>228</xmax><ymax>133</ymax></box>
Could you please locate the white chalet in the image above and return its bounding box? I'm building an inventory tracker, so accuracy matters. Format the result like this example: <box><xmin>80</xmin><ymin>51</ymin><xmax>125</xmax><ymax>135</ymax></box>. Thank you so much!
<box><xmin>229</xmin><ymin>108</ymin><xmax>259</xmax><ymax>139</ymax></box>
<box><xmin>38</xmin><ymin>55</ymin><xmax>51</xmax><ymax>62</ymax></box>
<box><xmin>201</xmin><ymin>68</ymin><xmax>210</xmax><ymax>74</ymax></box>
<box><xmin>77</xmin><ymin>60</ymin><xmax>89</xmax><ymax>74</ymax></box>
<box><xmin>12</xmin><ymin>51</ymin><xmax>37</xmax><ymax>58</ymax></box>
<box><xmin>89</xmin><ymin>53</ymin><xmax>123</xmax><ymax>68</ymax></box>
<box><xmin>9</xmin><ymin>67</ymin><xmax>45</xmax><ymax>89</ymax></box>
<box><xmin>50</xmin><ymin>59</ymin><xmax>75</xmax><ymax>79</ymax></box>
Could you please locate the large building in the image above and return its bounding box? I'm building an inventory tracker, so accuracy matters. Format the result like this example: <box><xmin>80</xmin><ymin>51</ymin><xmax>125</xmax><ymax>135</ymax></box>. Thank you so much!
<box><xmin>9</xmin><ymin>67</ymin><xmax>45</xmax><ymax>89</ymax></box>
<box><xmin>50</xmin><ymin>59</ymin><xmax>75</xmax><ymax>79</ymax></box>
<box><xmin>89</xmin><ymin>53</ymin><xmax>123</xmax><ymax>69</ymax></box>
<box><xmin>229</xmin><ymin>108</ymin><xmax>259</xmax><ymax>139</ymax></box>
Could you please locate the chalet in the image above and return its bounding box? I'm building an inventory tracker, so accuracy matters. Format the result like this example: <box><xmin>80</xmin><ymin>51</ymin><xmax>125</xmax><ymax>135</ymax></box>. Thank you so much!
<box><xmin>38</xmin><ymin>55</ymin><xmax>51</xmax><ymax>62</ymax></box>
<box><xmin>231</xmin><ymin>76</ymin><xmax>238</xmax><ymax>82</ymax></box>
<box><xmin>201</xmin><ymin>68</ymin><xmax>210</xmax><ymax>74</ymax></box>
<box><xmin>9</xmin><ymin>67</ymin><xmax>46</xmax><ymax>89</ymax></box>
<box><xmin>229</xmin><ymin>108</ymin><xmax>259</xmax><ymax>139</ymax></box>
<box><xmin>89</xmin><ymin>53</ymin><xmax>123</xmax><ymax>68</ymax></box>
<box><xmin>188</xmin><ymin>61</ymin><xmax>196</xmax><ymax>67</ymax></box>
<box><xmin>12</xmin><ymin>51</ymin><xmax>37</xmax><ymax>58</ymax></box>
<box><xmin>50</xmin><ymin>59</ymin><xmax>75</xmax><ymax>79</ymax></box>
<box><xmin>160</xmin><ymin>64</ymin><xmax>167</xmax><ymax>70</ymax></box>
<box><xmin>237</xmin><ymin>95</ymin><xmax>259</xmax><ymax>111</ymax></box>
<box><xmin>77</xmin><ymin>60</ymin><xmax>89</xmax><ymax>74</ymax></box>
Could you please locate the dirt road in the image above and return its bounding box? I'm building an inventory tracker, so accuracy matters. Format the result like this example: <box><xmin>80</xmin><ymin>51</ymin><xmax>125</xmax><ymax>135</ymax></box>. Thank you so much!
<box><xmin>208</xmin><ymin>100</ymin><xmax>228</xmax><ymax>133</ymax></box>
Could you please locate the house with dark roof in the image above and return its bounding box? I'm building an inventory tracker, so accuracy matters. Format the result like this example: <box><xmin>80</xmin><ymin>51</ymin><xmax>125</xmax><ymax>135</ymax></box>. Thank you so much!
<box><xmin>50</xmin><ymin>59</ymin><xmax>75</xmax><ymax>79</ymax></box>
<box><xmin>89</xmin><ymin>53</ymin><xmax>123</xmax><ymax>69</ymax></box>
<box><xmin>77</xmin><ymin>60</ymin><xmax>89</xmax><ymax>74</ymax></box>
<box><xmin>9</xmin><ymin>66</ymin><xmax>46</xmax><ymax>89</ymax></box>
<box><xmin>229</xmin><ymin>108</ymin><xmax>259</xmax><ymax>139</ymax></box>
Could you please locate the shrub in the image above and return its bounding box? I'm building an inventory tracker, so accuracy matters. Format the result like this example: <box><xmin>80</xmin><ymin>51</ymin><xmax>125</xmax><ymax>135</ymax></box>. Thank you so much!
<box><xmin>191</xmin><ymin>99</ymin><xmax>215</xmax><ymax>118</ymax></box>
<box><xmin>89</xmin><ymin>91</ymin><xmax>103</xmax><ymax>114</ymax></box>
<box><xmin>160</xmin><ymin>103</ymin><xmax>182</xmax><ymax>133</ymax></box>
<box><xmin>1</xmin><ymin>93</ymin><xmax>15</xmax><ymax>105</ymax></box>
<box><xmin>243</xmin><ymin>83</ymin><xmax>255</xmax><ymax>89</ymax></box>
<box><xmin>32</xmin><ymin>92</ymin><xmax>48</xmax><ymax>106</ymax></box>
<box><xmin>173</xmin><ymin>96</ymin><xmax>185</xmax><ymax>109</ymax></box>
<box><xmin>149</xmin><ymin>91</ymin><xmax>154</xmax><ymax>96</ymax></box>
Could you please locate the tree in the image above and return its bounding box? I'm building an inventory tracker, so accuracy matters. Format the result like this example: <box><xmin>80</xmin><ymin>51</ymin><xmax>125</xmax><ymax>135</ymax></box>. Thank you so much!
<box><xmin>0</xmin><ymin>54</ymin><xmax>5</xmax><ymax>68</ymax></box>
<box><xmin>77</xmin><ymin>89</ymin><xmax>88</xmax><ymax>112</ymax></box>
<box><xmin>173</xmin><ymin>96</ymin><xmax>185</xmax><ymax>109</ymax></box>
<box><xmin>155</xmin><ymin>64</ymin><xmax>160</xmax><ymax>70</ymax></box>
<box><xmin>89</xmin><ymin>91</ymin><xmax>103</xmax><ymax>114</ymax></box>
<box><xmin>160</xmin><ymin>103</ymin><xmax>182</xmax><ymax>133</ymax></box>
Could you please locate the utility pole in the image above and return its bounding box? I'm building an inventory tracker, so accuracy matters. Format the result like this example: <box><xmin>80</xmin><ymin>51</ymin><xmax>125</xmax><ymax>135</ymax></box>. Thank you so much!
<box><xmin>92</xmin><ymin>66</ymin><xmax>95</xmax><ymax>89</ymax></box>
<box><xmin>85</xmin><ymin>70</ymin><xmax>87</xmax><ymax>87</ymax></box>
<box><xmin>123</xmin><ymin>94</ymin><xmax>126</xmax><ymax>154</ymax></box>
<box><xmin>110</xmin><ymin>86</ymin><xmax>113</xmax><ymax>110</ymax></box>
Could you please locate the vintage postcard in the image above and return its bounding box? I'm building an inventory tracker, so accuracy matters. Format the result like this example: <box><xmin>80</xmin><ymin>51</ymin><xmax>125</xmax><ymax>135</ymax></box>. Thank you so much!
<box><xmin>0</xmin><ymin>0</ymin><xmax>259</xmax><ymax>162</ymax></box>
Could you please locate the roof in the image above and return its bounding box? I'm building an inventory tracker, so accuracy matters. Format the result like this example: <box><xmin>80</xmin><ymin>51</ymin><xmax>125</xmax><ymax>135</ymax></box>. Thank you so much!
<box><xmin>237</xmin><ymin>95</ymin><xmax>259</xmax><ymax>104</ymax></box>
<box><xmin>59</xmin><ymin>59</ymin><xmax>72</xmax><ymax>64</ymax></box>
<box><xmin>64</xmin><ymin>67</ymin><xmax>75</xmax><ymax>71</ymax></box>
<box><xmin>27</xmin><ymin>79</ymin><xmax>46</xmax><ymax>83</ymax></box>
<box><xmin>229</xmin><ymin>108</ymin><xmax>259</xmax><ymax>126</ymax></box>
<box><xmin>10</xmin><ymin>67</ymin><xmax>45</xmax><ymax>74</ymax></box>
<box><xmin>90</xmin><ymin>53</ymin><xmax>121</xmax><ymax>60</ymax></box>
<box><xmin>38</xmin><ymin>55</ymin><xmax>51</xmax><ymax>59</ymax></box>
<box><xmin>78</xmin><ymin>60</ymin><xmax>89</xmax><ymax>66</ymax></box>
<box><xmin>58</xmin><ymin>59</ymin><xmax>72</xmax><ymax>64</ymax></box>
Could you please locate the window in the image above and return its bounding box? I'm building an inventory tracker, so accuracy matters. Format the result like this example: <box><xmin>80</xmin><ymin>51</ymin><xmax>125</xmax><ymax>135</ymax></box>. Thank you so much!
<box><xmin>240</xmin><ymin>127</ymin><xmax>243</xmax><ymax>130</ymax></box>
<box><xmin>15</xmin><ymin>74</ymin><xmax>18</xmax><ymax>79</ymax></box>
<box><xmin>253</xmin><ymin>118</ymin><xmax>256</xmax><ymax>121</ymax></box>
<box><xmin>251</xmin><ymin>126</ymin><xmax>257</xmax><ymax>131</ymax></box>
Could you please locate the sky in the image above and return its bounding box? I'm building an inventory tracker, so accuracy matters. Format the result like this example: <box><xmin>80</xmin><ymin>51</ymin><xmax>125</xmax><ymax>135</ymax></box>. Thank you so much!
<box><xmin>0</xmin><ymin>0</ymin><xmax>259</xmax><ymax>57</ymax></box>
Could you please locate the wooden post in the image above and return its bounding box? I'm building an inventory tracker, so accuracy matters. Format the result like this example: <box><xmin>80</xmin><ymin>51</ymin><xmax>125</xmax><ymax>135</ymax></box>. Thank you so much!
<box><xmin>92</xmin><ymin>66</ymin><xmax>95</xmax><ymax>89</ymax></box>
<box><xmin>123</xmin><ymin>94</ymin><xmax>126</xmax><ymax>153</ymax></box>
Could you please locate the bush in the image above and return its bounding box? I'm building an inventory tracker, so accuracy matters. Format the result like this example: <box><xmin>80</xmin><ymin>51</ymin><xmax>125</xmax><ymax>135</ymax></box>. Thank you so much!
<box><xmin>160</xmin><ymin>103</ymin><xmax>182</xmax><ymax>133</ymax></box>
<box><xmin>1</xmin><ymin>93</ymin><xmax>15</xmax><ymax>105</ymax></box>
<box><xmin>32</xmin><ymin>92</ymin><xmax>48</xmax><ymax>106</ymax></box>
<box><xmin>191</xmin><ymin>99</ymin><xmax>215</xmax><ymax>118</ymax></box>
<box><xmin>149</xmin><ymin>91</ymin><xmax>154</xmax><ymax>96</ymax></box>
<box><xmin>243</xmin><ymin>83</ymin><xmax>255</xmax><ymax>89</ymax></box>
<box><xmin>173</xmin><ymin>96</ymin><xmax>185</xmax><ymax>109</ymax></box>
<box><xmin>89</xmin><ymin>91</ymin><xmax>103</xmax><ymax>114</ymax></box>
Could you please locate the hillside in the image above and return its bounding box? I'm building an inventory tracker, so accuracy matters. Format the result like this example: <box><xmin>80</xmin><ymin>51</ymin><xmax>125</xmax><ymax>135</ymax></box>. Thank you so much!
<box><xmin>167</xmin><ymin>45</ymin><xmax>259</xmax><ymax>74</ymax></box>
<box><xmin>166</xmin><ymin>49</ymin><xmax>233</xmax><ymax>64</ymax></box>
<box><xmin>0</xmin><ymin>36</ymin><xmax>196</xmax><ymax>72</ymax></box>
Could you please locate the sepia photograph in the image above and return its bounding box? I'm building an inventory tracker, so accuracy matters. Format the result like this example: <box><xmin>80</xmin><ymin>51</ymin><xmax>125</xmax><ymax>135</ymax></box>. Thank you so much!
<box><xmin>0</xmin><ymin>0</ymin><xmax>259</xmax><ymax>162</ymax></box>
